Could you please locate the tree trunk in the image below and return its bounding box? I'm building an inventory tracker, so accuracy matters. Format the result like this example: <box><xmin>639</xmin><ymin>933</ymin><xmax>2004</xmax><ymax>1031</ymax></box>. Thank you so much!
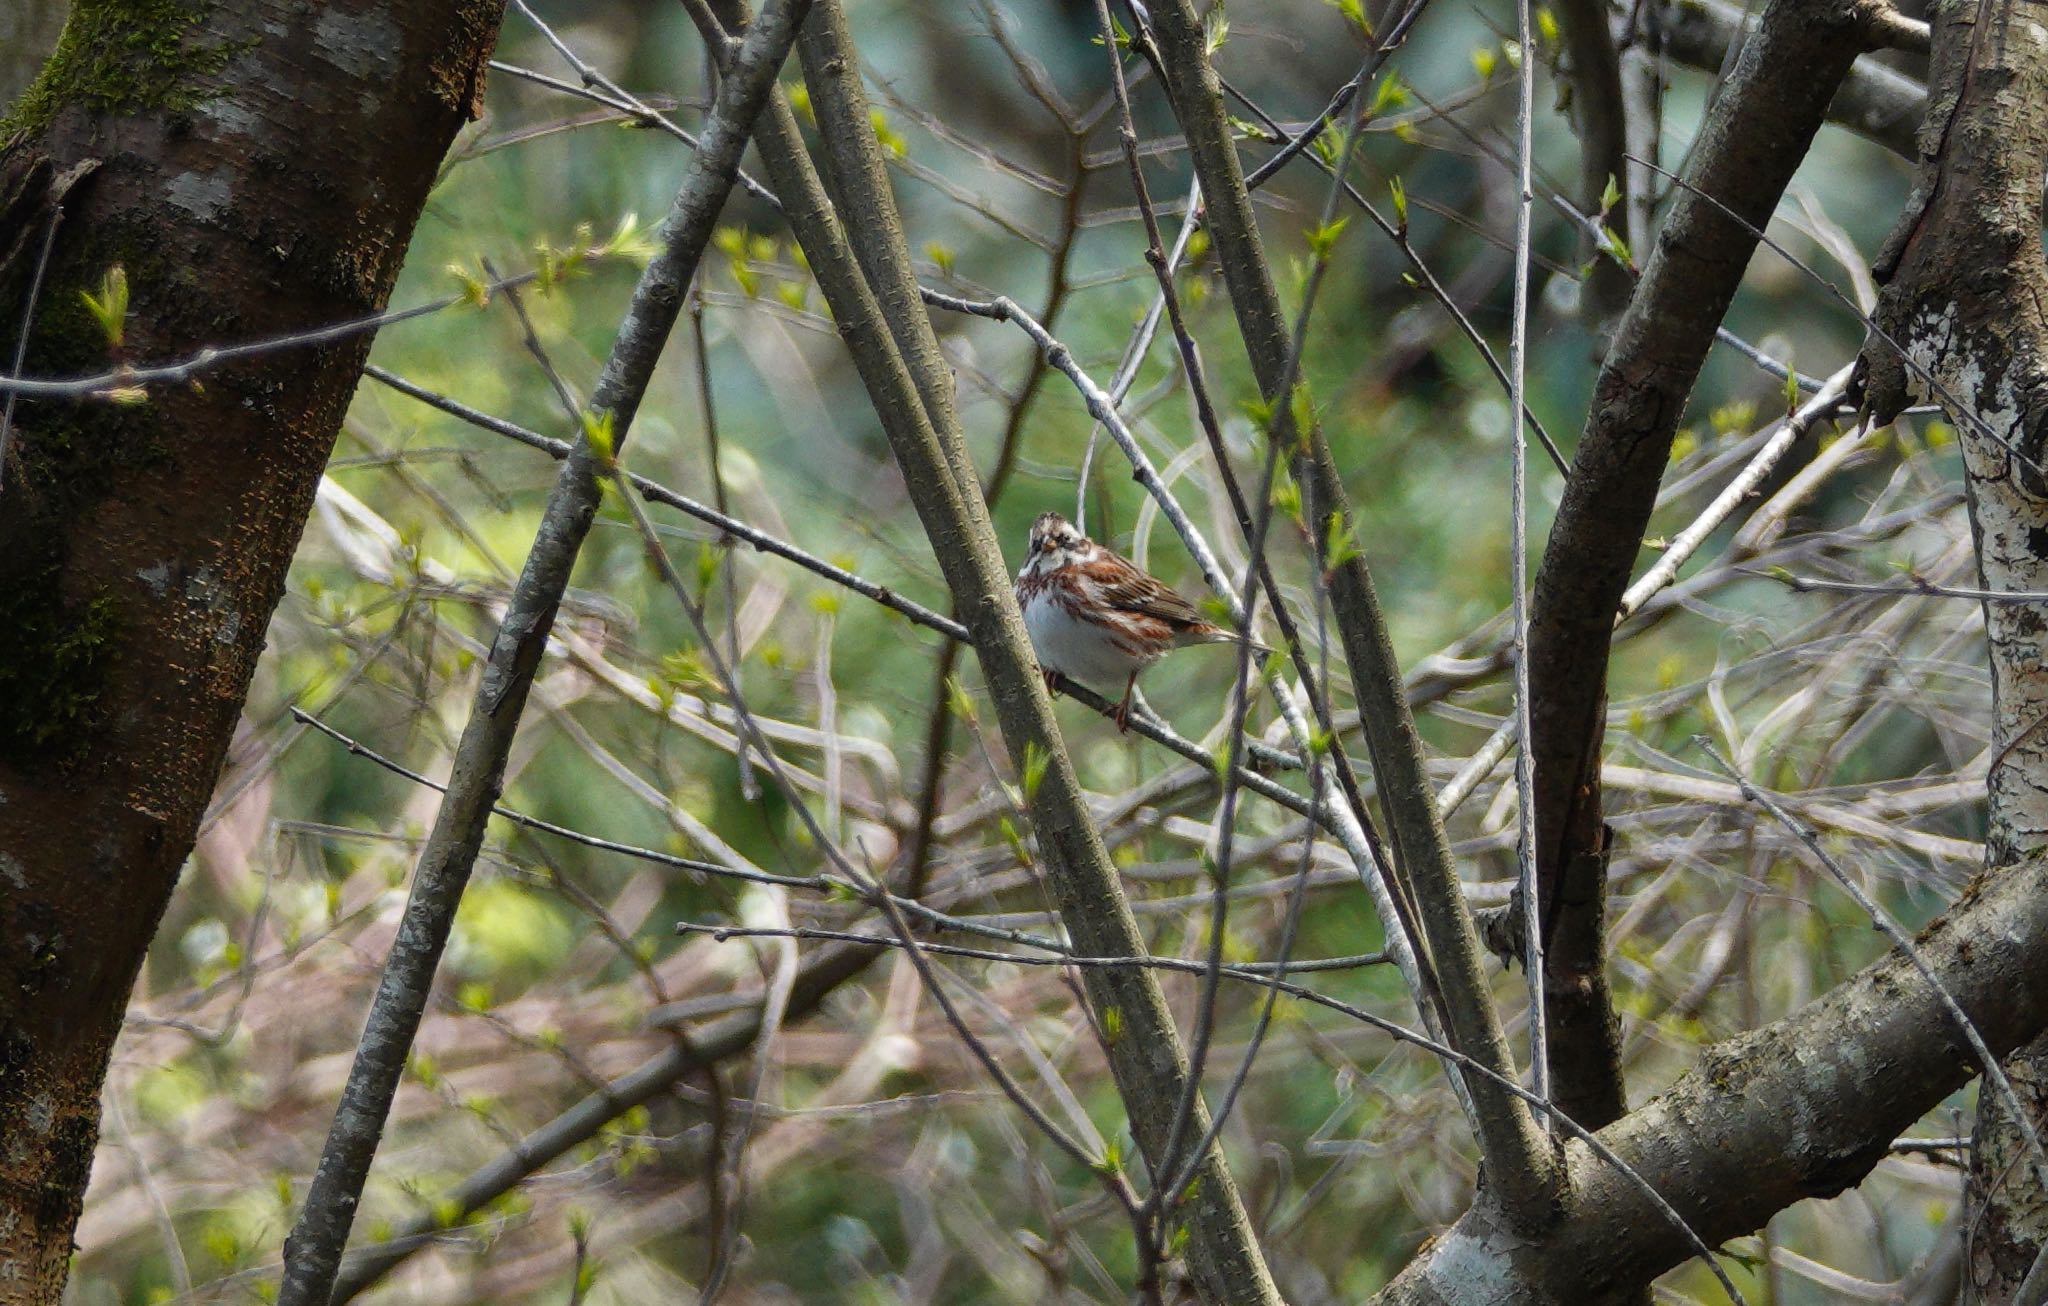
<box><xmin>1863</xmin><ymin>0</ymin><xmax>2048</xmax><ymax>1298</ymax></box>
<box><xmin>1377</xmin><ymin>0</ymin><xmax>2048</xmax><ymax>1297</ymax></box>
<box><xmin>1969</xmin><ymin>1036</ymin><xmax>2048</xmax><ymax>1301</ymax></box>
<box><xmin>1374</xmin><ymin>848</ymin><xmax>2048</xmax><ymax>1303</ymax></box>
<box><xmin>1525</xmin><ymin>0</ymin><xmax>1887</xmax><ymax>1135</ymax></box>
<box><xmin>0</xmin><ymin>1</ymin><xmax>501</xmax><ymax>1296</ymax></box>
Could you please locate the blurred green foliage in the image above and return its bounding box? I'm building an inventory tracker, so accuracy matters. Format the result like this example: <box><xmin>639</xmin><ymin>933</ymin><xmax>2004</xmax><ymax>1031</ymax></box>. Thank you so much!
<box><xmin>33</xmin><ymin>1</ymin><xmax>1982</xmax><ymax>1302</ymax></box>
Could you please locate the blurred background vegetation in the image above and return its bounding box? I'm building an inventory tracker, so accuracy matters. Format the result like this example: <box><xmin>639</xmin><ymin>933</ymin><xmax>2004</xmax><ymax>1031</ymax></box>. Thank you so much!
<box><xmin>10</xmin><ymin>1</ymin><xmax>1977</xmax><ymax>1301</ymax></box>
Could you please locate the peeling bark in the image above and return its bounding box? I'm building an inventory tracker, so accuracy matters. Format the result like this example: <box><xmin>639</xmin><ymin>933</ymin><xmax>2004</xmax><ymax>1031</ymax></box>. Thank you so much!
<box><xmin>0</xmin><ymin>2</ymin><xmax>501</xmax><ymax>1297</ymax></box>
<box><xmin>1971</xmin><ymin>1038</ymin><xmax>2048</xmax><ymax>1301</ymax></box>
<box><xmin>1865</xmin><ymin>0</ymin><xmax>2048</xmax><ymax>869</ymax></box>
<box><xmin>1862</xmin><ymin>0</ymin><xmax>2048</xmax><ymax>1297</ymax></box>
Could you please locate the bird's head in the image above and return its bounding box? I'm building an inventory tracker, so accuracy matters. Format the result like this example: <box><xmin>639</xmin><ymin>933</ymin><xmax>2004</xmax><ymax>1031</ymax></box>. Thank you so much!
<box><xmin>1024</xmin><ymin>511</ymin><xmax>1090</xmax><ymax>574</ymax></box>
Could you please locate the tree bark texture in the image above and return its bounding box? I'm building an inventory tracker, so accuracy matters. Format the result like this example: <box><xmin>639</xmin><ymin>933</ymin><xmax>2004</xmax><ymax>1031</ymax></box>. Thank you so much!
<box><xmin>1863</xmin><ymin>0</ymin><xmax>2048</xmax><ymax>1297</ymax></box>
<box><xmin>1376</xmin><ymin>847</ymin><xmax>2048</xmax><ymax>1303</ymax></box>
<box><xmin>0</xmin><ymin>1</ymin><xmax>501</xmax><ymax>1297</ymax></box>
<box><xmin>1661</xmin><ymin>0</ymin><xmax>1928</xmax><ymax>160</ymax></box>
<box><xmin>1526</xmin><ymin>0</ymin><xmax>1887</xmax><ymax>1133</ymax></box>
<box><xmin>1970</xmin><ymin>1037</ymin><xmax>2048</xmax><ymax>1302</ymax></box>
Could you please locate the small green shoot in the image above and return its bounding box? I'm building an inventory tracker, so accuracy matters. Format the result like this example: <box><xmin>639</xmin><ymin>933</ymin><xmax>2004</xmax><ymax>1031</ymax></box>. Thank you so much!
<box><xmin>446</xmin><ymin>260</ymin><xmax>490</xmax><ymax>307</ymax></box>
<box><xmin>581</xmin><ymin>408</ymin><xmax>616</xmax><ymax>467</ymax></box>
<box><xmin>1322</xmin><ymin>0</ymin><xmax>1373</xmax><ymax>36</ymax></box>
<box><xmin>79</xmin><ymin>265</ymin><xmax>128</xmax><ymax>348</ymax></box>
<box><xmin>946</xmin><ymin>675</ymin><xmax>978</xmax><ymax>723</ymax></box>
<box><xmin>1306</xmin><ymin>217</ymin><xmax>1349</xmax><ymax>261</ymax></box>
<box><xmin>1205</xmin><ymin>2</ymin><xmax>1230</xmax><ymax>54</ymax></box>
<box><xmin>1021</xmin><ymin>740</ymin><xmax>1050</xmax><ymax>803</ymax></box>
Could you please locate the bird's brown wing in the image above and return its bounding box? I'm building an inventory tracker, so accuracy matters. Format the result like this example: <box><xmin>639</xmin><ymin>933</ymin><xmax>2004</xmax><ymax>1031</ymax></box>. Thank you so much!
<box><xmin>1093</xmin><ymin>557</ymin><xmax>1213</xmax><ymax>632</ymax></box>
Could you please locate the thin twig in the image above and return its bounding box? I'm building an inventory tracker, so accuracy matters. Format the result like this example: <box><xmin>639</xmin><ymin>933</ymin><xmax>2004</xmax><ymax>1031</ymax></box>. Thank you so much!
<box><xmin>1216</xmin><ymin>77</ymin><xmax>1569</xmax><ymax>475</ymax></box>
<box><xmin>1090</xmin><ymin>0</ymin><xmax>1279</xmax><ymax>1220</ymax></box>
<box><xmin>1619</xmin><ymin>366</ymin><xmax>1859</xmax><ymax>620</ymax></box>
<box><xmin>365</xmin><ymin>365</ymin><xmax>968</xmax><ymax>640</ymax></box>
<box><xmin>365</xmin><ymin>366</ymin><xmax>1316</xmax><ymax>809</ymax></box>
<box><xmin>509</xmin><ymin>0</ymin><xmax>782</xmax><ymax>205</ymax></box>
<box><xmin>1143</xmin><ymin>0</ymin><xmax>1559</xmax><ymax>1223</ymax></box>
<box><xmin>0</xmin><ymin>260</ymin><xmax>613</xmax><ymax>400</ymax></box>
<box><xmin>722</xmin><ymin>0</ymin><xmax>1279</xmax><ymax>1290</ymax></box>
<box><xmin>1507</xmin><ymin>0</ymin><xmax>1548</xmax><ymax>1123</ymax></box>
<box><xmin>692</xmin><ymin>908</ymin><xmax>1751</xmax><ymax>1305</ymax></box>
<box><xmin>1437</xmin><ymin>365</ymin><xmax>1861</xmax><ymax>820</ymax></box>
<box><xmin>679</xmin><ymin>922</ymin><xmax>1387</xmax><ymax>977</ymax></box>
<box><xmin>689</xmin><ymin>286</ymin><xmax>757</xmax><ymax>801</ymax></box>
<box><xmin>273</xmin><ymin>11</ymin><xmax>812</xmax><ymax>1300</ymax></box>
<box><xmin>1755</xmin><ymin>570</ymin><xmax>2048</xmax><ymax>604</ymax></box>
<box><xmin>1232</xmin><ymin>0</ymin><xmax>1438</xmax><ymax>191</ymax></box>
<box><xmin>845</xmin><ymin>859</ymin><xmax>1165</xmax><ymax>1306</ymax></box>
<box><xmin>1626</xmin><ymin>152</ymin><xmax>2033</xmax><ymax>473</ymax></box>
<box><xmin>0</xmin><ymin>205</ymin><xmax>62</xmax><ymax>493</ymax></box>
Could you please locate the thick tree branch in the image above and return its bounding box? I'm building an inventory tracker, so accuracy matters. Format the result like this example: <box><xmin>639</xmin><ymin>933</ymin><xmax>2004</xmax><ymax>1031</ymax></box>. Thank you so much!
<box><xmin>1525</xmin><ymin>0</ymin><xmax>1886</xmax><ymax>1134</ymax></box>
<box><xmin>0</xmin><ymin>1</ymin><xmax>502</xmax><ymax>1292</ymax></box>
<box><xmin>792</xmin><ymin>6</ymin><xmax>976</xmax><ymax>502</ymax></box>
<box><xmin>271</xmin><ymin>6</ymin><xmax>812</xmax><ymax>1302</ymax></box>
<box><xmin>1661</xmin><ymin>0</ymin><xmax>1926</xmax><ymax>159</ymax></box>
<box><xmin>1142</xmin><ymin>0</ymin><xmax>1562</xmax><ymax>1228</ymax></box>
<box><xmin>691</xmin><ymin>3</ymin><xmax>1283</xmax><ymax>1299</ymax></box>
<box><xmin>1377</xmin><ymin>850</ymin><xmax>2048</xmax><ymax>1304</ymax></box>
<box><xmin>1862</xmin><ymin>0</ymin><xmax>2048</xmax><ymax>1295</ymax></box>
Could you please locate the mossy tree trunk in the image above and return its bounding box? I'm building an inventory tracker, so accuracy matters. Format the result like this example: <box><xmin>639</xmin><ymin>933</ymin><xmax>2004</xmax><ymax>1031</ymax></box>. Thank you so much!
<box><xmin>0</xmin><ymin>2</ymin><xmax>502</xmax><ymax>1297</ymax></box>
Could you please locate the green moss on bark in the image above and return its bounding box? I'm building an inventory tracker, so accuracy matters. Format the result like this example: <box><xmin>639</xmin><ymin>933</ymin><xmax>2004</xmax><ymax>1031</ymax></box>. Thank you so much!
<box><xmin>0</xmin><ymin>576</ymin><xmax>118</xmax><ymax>759</ymax></box>
<box><xmin>0</xmin><ymin>392</ymin><xmax>160</xmax><ymax>762</ymax></box>
<box><xmin>0</xmin><ymin>226</ymin><xmax>174</xmax><ymax>763</ymax></box>
<box><xmin>1</xmin><ymin>0</ymin><xmax>245</xmax><ymax>138</ymax></box>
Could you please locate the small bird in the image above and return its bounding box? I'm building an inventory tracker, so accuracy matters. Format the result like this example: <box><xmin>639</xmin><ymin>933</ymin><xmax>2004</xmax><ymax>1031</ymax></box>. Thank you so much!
<box><xmin>1014</xmin><ymin>511</ymin><xmax>1260</xmax><ymax>730</ymax></box>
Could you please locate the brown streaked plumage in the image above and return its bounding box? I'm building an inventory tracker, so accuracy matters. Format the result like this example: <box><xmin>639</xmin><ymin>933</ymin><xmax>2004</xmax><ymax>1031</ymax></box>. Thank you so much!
<box><xmin>1014</xmin><ymin>511</ymin><xmax>1262</xmax><ymax>729</ymax></box>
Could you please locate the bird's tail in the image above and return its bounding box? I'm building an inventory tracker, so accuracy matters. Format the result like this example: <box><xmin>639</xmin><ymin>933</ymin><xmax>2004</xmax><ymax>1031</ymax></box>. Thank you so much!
<box><xmin>1181</xmin><ymin>624</ymin><xmax>1272</xmax><ymax>655</ymax></box>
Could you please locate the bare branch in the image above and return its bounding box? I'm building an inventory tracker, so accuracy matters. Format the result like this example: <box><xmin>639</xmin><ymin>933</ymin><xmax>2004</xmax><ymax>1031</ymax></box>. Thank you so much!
<box><xmin>1525</xmin><ymin>0</ymin><xmax>1886</xmax><ymax>1135</ymax></box>
<box><xmin>1660</xmin><ymin>0</ymin><xmax>1925</xmax><ymax>158</ymax></box>
<box><xmin>273</xmin><ymin>7</ymin><xmax>813</xmax><ymax>1300</ymax></box>
<box><xmin>1143</xmin><ymin>0</ymin><xmax>1562</xmax><ymax>1228</ymax></box>
<box><xmin>1701</xmin><ymin>740</ymin><xmax>2048</xmax><ymax>1196</ymax></box>
<box><xmin>1379</xmin><ymin>849</ymin><xmax>2048</xmax><ymax>1303</ymax></box>
<box><xmin>687</xmin><ymin>1</ymin><xmax>1285</xmax><ymax>1296</ymax></box>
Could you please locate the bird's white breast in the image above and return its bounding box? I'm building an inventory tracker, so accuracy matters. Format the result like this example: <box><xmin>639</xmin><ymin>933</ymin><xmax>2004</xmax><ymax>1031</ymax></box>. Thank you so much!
<box><xmin>1021</xmin><ymin>584</ymin><xmax>1155</xmax><ymax>688</ymax></box>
